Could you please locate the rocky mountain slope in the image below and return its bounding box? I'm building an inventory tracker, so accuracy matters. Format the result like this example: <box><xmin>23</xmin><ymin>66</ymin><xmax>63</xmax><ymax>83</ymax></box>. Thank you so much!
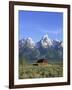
<box><xmin>19</xmin><ymin>34</ymin><xmax>63</xmax><ymax>63</ymax></box>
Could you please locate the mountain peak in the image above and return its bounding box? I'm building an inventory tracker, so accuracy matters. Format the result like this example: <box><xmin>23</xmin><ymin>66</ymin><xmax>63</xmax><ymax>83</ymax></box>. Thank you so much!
<box><xmin>27</xmin><ymin>37</ymin><xmax>32</xmax><ymax>40</ymax></box>
<box><xmin>43</xmin><ymin>33</ymin><xmax>48</xmax><ymax>39</ymax></box>
<box><xmin>19</xmin><ymin>34</ymin><xmax>63</xmax><ymax>63</ymax></box>
<box><xmin>26</xmin><ymin>37</ymin><xmax>35</xmax><ymax>48</ymax></box>
<box><xmin>19</xmin><ymin>34</ymin><xmax>63</xmax><ymax>49</ymax></box>
<box><xmin>41</xmin><ymin>34</ymin><xmax>53</xmax><ymax>48</ymax></box>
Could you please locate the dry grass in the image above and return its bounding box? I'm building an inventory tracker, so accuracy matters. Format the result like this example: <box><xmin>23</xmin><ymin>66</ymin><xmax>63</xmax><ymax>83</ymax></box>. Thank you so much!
<box><xmin>19</xmin><ymin>63</ymin><xmax>63</xmax><ymax>79</ymax></box>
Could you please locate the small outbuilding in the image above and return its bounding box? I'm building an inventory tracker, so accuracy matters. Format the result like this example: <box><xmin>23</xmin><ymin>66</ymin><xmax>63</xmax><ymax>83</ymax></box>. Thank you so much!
<box><xmin>37</xmin><ymin>58</ymin><xmax>48</xmax><ymax>65</ymax></box>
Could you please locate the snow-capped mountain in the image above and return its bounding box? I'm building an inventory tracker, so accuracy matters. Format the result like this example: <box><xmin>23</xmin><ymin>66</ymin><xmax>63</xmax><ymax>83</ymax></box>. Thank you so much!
<box><xmin>60</xmin><ymin>42</ymin><xmax>63</xmax><ymax>47</ymax></box>
<box><xmin>19</xmin><ymin>39</ymin><xmax>25</xmax><ymax>48</ymax></box>
<box><xmin>19</xmin><ymin>34</ymin><xmax>63</xmax><ymax>63</ymax></box>
<box><xmin>36</xmin><ymin>34</ymin><xmax>62</xmax><ymax>49</ymax></box>
<box><xmin>41</xmin><ymin>34</ymin><xmax>53</xmax><ymax>48</ymax></box>
<box><xmin>19</xmin><ymin>34</ymin><xmax>62</xmax><ymax>49</ymax></box>
<box><xmin>52</xmin><ymin>40</ymin><xmax>62</xmax><ymax>48</ymax></box>
<box><xmin>19</xmin><ymin>37</ymin><xmax>35</xmax><ymax>49</ymax></box>
<box><xmin>19</xmin><ymin>34</ymin><xmax>63</xmax><ymax>49</ymax></box>
<box><xmin>25</xmin><ymin>37</ymin><xmax>35</xmax><ymax>48</ymax></box>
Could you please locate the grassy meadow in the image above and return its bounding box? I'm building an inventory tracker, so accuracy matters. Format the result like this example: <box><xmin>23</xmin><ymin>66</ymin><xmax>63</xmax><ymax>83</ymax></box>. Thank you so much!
<box><xmin>19</xmin><ymin>61</ymin><xmax>63</xmax><ymax>79</ymax></box>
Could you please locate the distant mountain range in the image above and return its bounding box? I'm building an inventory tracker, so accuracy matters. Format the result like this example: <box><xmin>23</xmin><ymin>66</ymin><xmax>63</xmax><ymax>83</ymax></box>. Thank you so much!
<box><xmin>19</xmin><ymin>34</ymin><xmax>63</xmax><ymax>63</ymax></box>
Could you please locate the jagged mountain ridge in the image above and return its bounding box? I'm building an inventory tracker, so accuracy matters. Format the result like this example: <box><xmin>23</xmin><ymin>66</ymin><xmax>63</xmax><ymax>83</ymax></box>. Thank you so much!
<box><xmin>19</xmin><ymin>34</ymin><xmax>63</xmax><ymax>49</ymax></box>
<box><xmin>19</xmin><ymin>34</ymin><xmax>63</xmax><ymax>63</ymax></box>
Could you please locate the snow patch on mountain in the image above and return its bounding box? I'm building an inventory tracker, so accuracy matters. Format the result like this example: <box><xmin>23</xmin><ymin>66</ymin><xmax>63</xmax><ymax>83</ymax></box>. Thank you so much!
<box><xmin>26</xmin><ymin>37</ymin><xmax>35</xmax><ymax>48</ymax></box>
<box><xmin>41</xmin><ymin>34</ymin><xmax>53</xmax><ymax>48</ymax></box>
<box><xmin>60</xmin><ymin>42</ymin><xmax>63</xmax><ymax>47</ymax></box>
<box><xmin>19</xmin><ymin>39</ymin><xmax>25</xmax><ymax>48</ymax></box>
<box><xmin>19</xmin><ymin>34</ymin><xmax>63</xmax><ymax>49</ymax></box>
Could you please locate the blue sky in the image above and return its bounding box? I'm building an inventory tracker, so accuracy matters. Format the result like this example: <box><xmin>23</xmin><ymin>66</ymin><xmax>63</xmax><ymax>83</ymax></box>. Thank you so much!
<box><xmin>19</xmin><ymin>10</ymin><xmax>63</xmax><ymax>42</ymax></box>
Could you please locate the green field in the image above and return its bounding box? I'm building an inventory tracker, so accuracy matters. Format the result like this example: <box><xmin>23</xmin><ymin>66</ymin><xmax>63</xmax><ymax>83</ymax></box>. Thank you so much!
<box><xmin>19</xmin><ymin>62</ymin><xmax>63</xmax><ymax>79</ymax></box>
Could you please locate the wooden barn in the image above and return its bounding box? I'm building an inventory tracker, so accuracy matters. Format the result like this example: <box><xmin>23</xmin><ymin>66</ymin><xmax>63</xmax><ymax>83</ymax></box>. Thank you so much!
<box><xmin>36</xmin><ymin>58</ymin><xmax>48</xmax><ymax>65</ymax></box>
